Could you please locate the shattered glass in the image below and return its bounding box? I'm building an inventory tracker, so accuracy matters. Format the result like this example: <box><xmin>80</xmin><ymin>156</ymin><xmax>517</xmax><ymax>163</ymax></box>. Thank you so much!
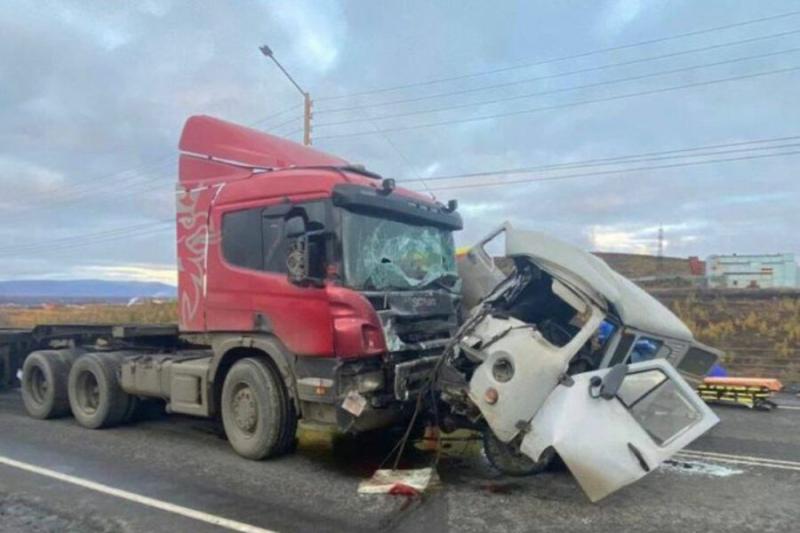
<box><xmin>342</xmin><ymin>210</ymin><xmax>458</xmax><ymax>291</ymax></box>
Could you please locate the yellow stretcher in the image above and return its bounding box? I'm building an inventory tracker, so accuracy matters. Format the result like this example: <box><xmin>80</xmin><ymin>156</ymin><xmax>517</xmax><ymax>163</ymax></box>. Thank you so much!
<box><xmin>697</xmin><ymin>377</ymin><xmax>782</xmax><ymax>411</ymax></box>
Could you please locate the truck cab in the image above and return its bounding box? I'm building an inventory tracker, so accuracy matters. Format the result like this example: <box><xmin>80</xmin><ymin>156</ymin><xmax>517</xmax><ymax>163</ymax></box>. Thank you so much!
<box><xmin>177</xmin><ymin>116</ymin><xmax>461</xmax><ymax>445</ymax></box>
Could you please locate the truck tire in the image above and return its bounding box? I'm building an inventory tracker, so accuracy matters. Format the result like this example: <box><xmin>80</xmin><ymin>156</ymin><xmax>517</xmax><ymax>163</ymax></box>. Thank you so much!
<box><xmin>483</xmin><ymin>431</ymin><xmax>556</xmax><ymax>476</ymax></box>
<box><xmin>21</xmin><ymin>351</ymin><xmax>72</xmax><ymax>419</ymax></box>
<box><xmin>221</xmin><ymin>357</ymin><xmax>297</xmax><ymax>460</ymax></box>
<box><xmin>122</xmin><ymin>395</ymin><xmax>140</xmax><ymax>423</ymax></box>
<box><xmin>68</xmin><ymin>353</ymin><xmax>130</xmax><ymax>429</ymax></box>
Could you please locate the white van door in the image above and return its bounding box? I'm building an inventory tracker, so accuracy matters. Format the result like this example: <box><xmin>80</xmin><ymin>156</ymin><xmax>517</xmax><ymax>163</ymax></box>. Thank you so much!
<box><xmin>520</xmin><ymin>359</ymin><xmax>719</xmax><ymax>502</ymax></box>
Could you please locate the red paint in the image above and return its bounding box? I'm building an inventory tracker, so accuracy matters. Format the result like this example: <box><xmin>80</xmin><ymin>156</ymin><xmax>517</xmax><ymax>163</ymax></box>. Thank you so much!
<box><xmin>179</xmin><ymin>115</ymin><xmax>346</xmax><ymax>172</ymax></box>
<box><xmin>175</xmin><ymin>115</ymin><xmax>431</xmax><ymax>359</ymax></box>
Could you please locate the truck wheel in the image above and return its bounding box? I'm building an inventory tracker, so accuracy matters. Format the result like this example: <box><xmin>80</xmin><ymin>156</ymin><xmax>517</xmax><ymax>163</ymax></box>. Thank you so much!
<box><xmin>122</xmin><ymin>395</ymin><xmax>140</xmax><ymax>423</ymax></box>
<box><xmin>221</xmin><ymin>357</ymin><xmax>297</xmax><ymax>460</ymax></box>
<box><xmin>483</xmin><ymin>431</ymin><xmax>556</xmax><ymax>476</ymax></box>
<box><xmin>68</xmin><ymin>354</ymin><xmax>130</xmax><ymax>429</ymax></box>
<box><xmin>21</xmin><ymin>351</ymin><xmax>72</xmax><ymax>419</ymax></box>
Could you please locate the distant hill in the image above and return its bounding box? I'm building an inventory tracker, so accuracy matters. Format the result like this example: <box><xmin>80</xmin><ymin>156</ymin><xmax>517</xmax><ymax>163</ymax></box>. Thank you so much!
<box><xmin>592</xmin><ymin>252</ymin><xmax>692</xmax><ymax>279</ymax></box>
<box><xmin>0</xmin><ymin>279</ymin><xmax>176</xmax><ymax>304</ymax></box>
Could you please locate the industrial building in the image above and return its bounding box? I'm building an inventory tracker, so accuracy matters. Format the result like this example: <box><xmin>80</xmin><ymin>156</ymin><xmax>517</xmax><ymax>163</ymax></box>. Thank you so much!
<box><xmin>706</xmin><ymin>253</ymin><xmax>799</xmax><ymax>289</ymax></box>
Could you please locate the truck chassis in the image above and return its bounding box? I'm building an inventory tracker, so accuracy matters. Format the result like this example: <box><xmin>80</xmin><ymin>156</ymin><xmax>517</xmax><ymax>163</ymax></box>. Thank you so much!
<box><xmin>1</xmin><ymin>323</ymin><xmax>425</xmax><ymax>459</ymax></box>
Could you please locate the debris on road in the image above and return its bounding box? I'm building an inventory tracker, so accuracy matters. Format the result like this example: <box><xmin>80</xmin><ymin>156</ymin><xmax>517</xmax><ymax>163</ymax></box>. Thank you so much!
<box><xmin>358</xmin><ymin>468</ymin><xmax>439</xmax><ymax>495</ymax></box>
<box><xmin>661</xmin><ymin>459</ymin><xmax>744</xmax><ymax>478</ymax></box>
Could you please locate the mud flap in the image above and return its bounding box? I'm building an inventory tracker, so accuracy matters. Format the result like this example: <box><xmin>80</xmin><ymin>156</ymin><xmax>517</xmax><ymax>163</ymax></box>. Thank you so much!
<box><xmin>520</xmin><ymin>360</ymin><xmax>719</xmax><ymax>502</ymax></box>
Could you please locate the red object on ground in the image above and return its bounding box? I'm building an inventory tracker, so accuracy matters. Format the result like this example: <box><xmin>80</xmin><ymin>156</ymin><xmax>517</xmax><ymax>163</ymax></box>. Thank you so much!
<box><xmin>388</xmin><ymin>484</ymin><xmax>420</xmax><ymax>497</ymax></box>
<box><xmin>703</xmin><ymin>377</ymin><xmax>783</xmax><ymax>392</ymax></box>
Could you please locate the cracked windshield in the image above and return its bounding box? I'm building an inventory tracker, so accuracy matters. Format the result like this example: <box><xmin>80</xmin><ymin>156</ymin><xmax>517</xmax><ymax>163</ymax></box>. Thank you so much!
<box><xmin>342</xmin><ymin>210</ymin><xmax>457</xmax><ymax>291</ymax></box>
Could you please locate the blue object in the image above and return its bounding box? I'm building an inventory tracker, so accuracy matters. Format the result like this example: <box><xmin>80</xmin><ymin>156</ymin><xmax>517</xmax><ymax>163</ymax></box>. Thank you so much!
<box><xmin>707</xmin><ymin>363</ymin><xmax>728</xmax><ymax>377</ymax></box>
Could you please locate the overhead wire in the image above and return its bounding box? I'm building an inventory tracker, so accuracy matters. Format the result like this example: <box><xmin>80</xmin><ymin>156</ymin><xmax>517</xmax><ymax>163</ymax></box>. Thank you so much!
<box><xmin>10</xmin><ymin>13</ymin><xmax>800</xmax><ymax>261</ymax></box>
<box><xmin>315</xmin><ymin>47</ymin><xmax>800</xmax><ymax>128</ymax></box>
<box><xmin>402</xmin><ymin>135</ymin><xmax>800</xmax><ymax>183</ymax></box>
<box><xmin>316</xmin><ymin>65</ymin><xmax>800</xmax><ymax>140</ymax></box>
<box><xmin>5</xmin><ymin>104</ymin><xmax>304</xmax><ymax>214</ymax></box>
<box><xmin>316</xmin><ymin>28</ymin><xmax>800</xmax><ymax>115</ymax></box>
<box><xmin>0</xmin><ymin>220</ymin><xmax>174</xmax><ymax>254</ymax></box>
<box><xmin>316</xmin><ymin>9</ymin><xmax>800</xmax><ymax>101</ymax></box>
<box><xmin>416</xmin><ymin>149</ymin><xmax>800</xmax><ymax>193</ymax></box>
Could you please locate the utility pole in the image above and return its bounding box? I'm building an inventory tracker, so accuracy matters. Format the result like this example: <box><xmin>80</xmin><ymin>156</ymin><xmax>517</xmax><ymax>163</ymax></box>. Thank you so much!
<box><xmin>657</xmin><ymin>225</ymin><xmax>664</xmax><ymax>276</ymax></box>
<box><xmin>303</xmin><ymin>93</ymin><xmax>312</xmax><ymax>146</ymax></box>
<box><xmin>259</xmin><ymin>44</ymin><xmax>313</xmax><ymax>145</ymax></box>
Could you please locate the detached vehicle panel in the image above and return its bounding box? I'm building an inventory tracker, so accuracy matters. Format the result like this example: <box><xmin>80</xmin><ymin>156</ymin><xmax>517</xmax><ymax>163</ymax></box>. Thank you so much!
<box><xmin>441</xmin><ymin>223</ymin><xmax>720</xmax><ymax>501</ymax></box>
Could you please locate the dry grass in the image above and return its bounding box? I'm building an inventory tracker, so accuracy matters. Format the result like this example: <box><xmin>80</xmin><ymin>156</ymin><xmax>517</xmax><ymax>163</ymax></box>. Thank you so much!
<box><xmin>0</xmin><ymin>301</ymin><xmax>178</xmax><ymax>328</ymax></box>
<box><xmin>666</xmin><ymin>293</ymin><xmax>800</xmax><ymax>353</ymax></box>
<box><xmin>658</xmin><ymin>290</ymin><xmax>800</xmax><ymax>382</ymax></box>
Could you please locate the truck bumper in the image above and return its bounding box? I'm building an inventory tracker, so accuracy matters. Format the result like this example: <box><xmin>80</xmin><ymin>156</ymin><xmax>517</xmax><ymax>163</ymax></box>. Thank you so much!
<box><xmin>295</xmin><ymin>353</ymin><xmax>440</xmax><ymax>433</ymax></box>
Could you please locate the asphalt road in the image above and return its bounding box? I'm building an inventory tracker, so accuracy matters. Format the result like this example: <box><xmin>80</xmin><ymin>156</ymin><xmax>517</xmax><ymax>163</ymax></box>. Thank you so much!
<box><xmin>1</xmin><ymin>390</ymin><xmax>799</xmax><ymax>533</ymax></box>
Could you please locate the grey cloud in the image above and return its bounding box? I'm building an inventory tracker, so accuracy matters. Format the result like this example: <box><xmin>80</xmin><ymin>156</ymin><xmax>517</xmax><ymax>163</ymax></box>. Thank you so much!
<box><xmin>1</xmin><ymin>0</ymin><xmax>798</xmax><ymax>281</ymax></box>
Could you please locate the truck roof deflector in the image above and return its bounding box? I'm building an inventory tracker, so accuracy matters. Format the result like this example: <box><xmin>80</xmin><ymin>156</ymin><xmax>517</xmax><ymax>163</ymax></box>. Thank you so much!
<box><xmin>178</xmin><ymin>115</ymin><xmax>348</xmax><ymax>183</ymax></box>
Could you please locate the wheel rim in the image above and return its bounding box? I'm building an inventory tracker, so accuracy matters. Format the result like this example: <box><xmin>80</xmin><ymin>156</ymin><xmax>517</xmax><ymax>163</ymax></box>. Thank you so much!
<box><xmin>29</xmin><ymin>366</ymin><xmax>49</xmax><ymax>405</ymax></box>
<box><xmin>231</xmin><ymin>383</ymin><xmax>259</xmax><ymax>436</ymax></box>
<box><xmin>75</xmin><ymin>370</ymin><xmax>100</xmax><ymax>415</ymax></box>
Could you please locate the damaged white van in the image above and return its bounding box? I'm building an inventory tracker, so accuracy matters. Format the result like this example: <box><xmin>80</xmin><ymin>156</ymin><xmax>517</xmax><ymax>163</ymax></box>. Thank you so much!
<box><xmin>437</xmin><ymin>223</ymin><xmax>721</xmax><ymax>502</ymax></box>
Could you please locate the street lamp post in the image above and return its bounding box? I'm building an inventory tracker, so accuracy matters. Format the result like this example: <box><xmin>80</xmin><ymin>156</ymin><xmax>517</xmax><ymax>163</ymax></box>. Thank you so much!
<box><xmin>259</xmin><ymin>45</ymin><xmax>313</xmax><ymax>146</ymax></box>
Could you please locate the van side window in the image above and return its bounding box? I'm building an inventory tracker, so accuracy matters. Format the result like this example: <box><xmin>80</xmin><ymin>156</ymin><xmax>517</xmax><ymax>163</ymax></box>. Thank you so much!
<box><xmin>222</xmin><ymin>208</ymin><xmax>263</xmax><ymax>270</ymax></box>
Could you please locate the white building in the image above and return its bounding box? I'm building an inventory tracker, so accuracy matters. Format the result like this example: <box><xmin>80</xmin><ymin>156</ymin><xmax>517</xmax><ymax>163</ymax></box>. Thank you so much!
<box><xmin>706</xmin><ymin>253</ymin><xmax>799</xmax><ymax>289</ymax></box>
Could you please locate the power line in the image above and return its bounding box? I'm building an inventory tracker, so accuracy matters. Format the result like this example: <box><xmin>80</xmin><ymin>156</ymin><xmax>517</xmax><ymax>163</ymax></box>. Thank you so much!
<box><xmin>4</xmin><ymin>109</ymin><xmax>304</xmax><ymax>215</ymax></box>
<box><xmin>0</xmin><ymin>220</ymin><xmax>173</xmax><ymax>255</ymax></box>
<box><xmin>316</xmin><ymin>28</ymin><xmax>800</xmax><ymax>115</ymax></box>
<box><xmin>315</xmin><ymin>47</ymin><xmax>800</xmax><ymax>128</ymax></box>
<box><xmin>316</xmin><ymin>9</ymin><xmax>800</xmax><ymax>101</ymax></box>
<box><xmin>250</xmin><ymin>103</ymin><xmax>304</xmax><ymax>128</ymax></box>
<box><xmin>361</xmin><ymin>111</ymin><xmax>435</xmax><ymax>196</ymax></box>
<box><xmin>260</xmin><ymin>114</ymin><xmax>305</xmax><ymax>133</ymax></box>
<box><xmin>7</xmin><ymin>156</ymin><xmax>175</xmax><ymax>207</ymax></box>
<box><xmin>402</xmin><ymin>136</ymin><xmax>800</xmax><ymax>183</ymax></box>
<box><xmin>9</xmin><ymin>149</ymin><xmax>800</xmax><ymax>257</ymax></box>
<box><xmin>4</xmin><ymin>169</ymin><xmax>175</xmax><ymax>215</ymax></box>
<box><xmin>418</xmin><ymin>149</ymin><xmax>800</xmax><ymax>192</ymax></box>
<box><xmin>316</xmin><ymin>65</ymin><xmax>800</xmax><ymax>140</ymax></box>
<box><xmin>0</xmin><ymin>225</ymin><xmax>174</xmax><ymax>257</ymax></box>
<box><xmin>8</xmin><ymin>108</ymin><xmax>307</xmax><ymax>213</ymax></box>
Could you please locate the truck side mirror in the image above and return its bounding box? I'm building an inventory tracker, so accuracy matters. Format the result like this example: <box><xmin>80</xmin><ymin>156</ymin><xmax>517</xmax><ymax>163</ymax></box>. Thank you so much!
<box><xmin>285</xmin><ymin>215</ymin><xmax>327</xmax><ymax>287</ymax></box>
<box><xmin>285</xmin><ymin>215</ymin><xmax>309</xmax><ymax>284</ymax></box>
<box><xmin>286</xmin><ymin>235</ymin><xmax>310</xmax><ymax>284</ymax></box>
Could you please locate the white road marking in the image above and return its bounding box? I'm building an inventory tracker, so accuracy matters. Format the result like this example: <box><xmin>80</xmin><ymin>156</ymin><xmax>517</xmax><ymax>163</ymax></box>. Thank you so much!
<box><xmin>777</xmin><ymin>405</ymin><xmax>800</xmax><ymax>410</ymax></box>
<box><xmin>676</xmin><ymin>449</ymin><xmax>800</xmax><ymax>472</ymax></box>
<box><xmin>678</xmin><ymin>449</ymin><xmax>800</xmax><ymax>467</ymax></box>
<box><xmin>0</xmin><ymin>455</ymin><xmax>277</xmax><ymax>533</ymax></box>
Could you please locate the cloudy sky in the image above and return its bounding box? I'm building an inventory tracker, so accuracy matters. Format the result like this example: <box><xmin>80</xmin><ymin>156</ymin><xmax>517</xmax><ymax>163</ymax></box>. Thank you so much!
<box><xmin>1</xmin><ymin>0</ymin><xmax>799</xmax><ymax>284</ymax></box>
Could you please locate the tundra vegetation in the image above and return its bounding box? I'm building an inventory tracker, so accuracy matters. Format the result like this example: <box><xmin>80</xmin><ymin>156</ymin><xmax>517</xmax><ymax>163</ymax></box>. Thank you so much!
<box><xmin>0</xmin><ymin>301</ymin><xmax>177</xmax><ymax>328</ymax></box>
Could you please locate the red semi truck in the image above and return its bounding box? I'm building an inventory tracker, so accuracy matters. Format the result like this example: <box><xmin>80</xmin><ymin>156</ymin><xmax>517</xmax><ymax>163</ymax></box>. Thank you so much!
<box><xmin>6</xmin><ymin>116</ymin><xmax>463</xmax><ymax>459</ymax></box>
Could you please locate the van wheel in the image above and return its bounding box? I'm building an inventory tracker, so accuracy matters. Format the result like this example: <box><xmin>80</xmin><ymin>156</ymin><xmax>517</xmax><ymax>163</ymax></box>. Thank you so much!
<box><xmin>483</xmin><ymin>431</ymin><xmax>555</xmax><ymax>476</ymax></box>
<box><xmin>68</xmin><ymin>354</ymin><xmax>130</xmax><ymax>429</ymax></box>
<box><xmin>221</xmin><ymin>357</ymin><xmax>297</xmax><ymax>460</ymax></box>
<box><xmin>21</xmin><ymin>351</ymin><xmax>72</xmax><ymax>419</ymax></box>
